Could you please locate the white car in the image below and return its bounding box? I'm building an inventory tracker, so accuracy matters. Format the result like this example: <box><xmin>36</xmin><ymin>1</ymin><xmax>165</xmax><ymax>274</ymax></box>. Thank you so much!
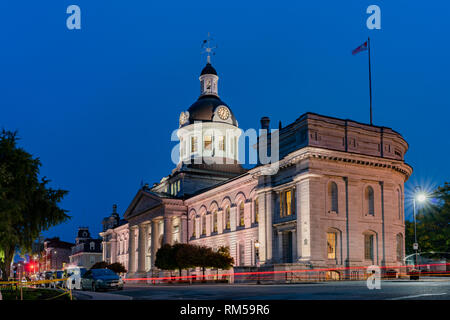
<box><xmin>65</xmin><ymin>267</ymin><xmax>87</xmax><ymax>290</ymax></box>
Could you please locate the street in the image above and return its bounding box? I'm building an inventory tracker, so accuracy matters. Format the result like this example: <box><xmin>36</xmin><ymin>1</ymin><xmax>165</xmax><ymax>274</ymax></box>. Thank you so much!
<box><xmin>73</xmin><ymin>279</ymin><xmax>450</xmax><ymax>300</ymax></box>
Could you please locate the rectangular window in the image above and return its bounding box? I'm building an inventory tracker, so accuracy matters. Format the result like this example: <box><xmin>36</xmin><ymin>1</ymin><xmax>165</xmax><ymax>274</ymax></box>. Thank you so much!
<box><xmin>327</xmin><ymin>233</ymin><xmax>336</xmax><ymax>259</ymax></box>
<box><xmin>280</xmin><ymin>189</ymin><xmax>295</xmax><ymax>217</ymax></box>
<box><xmin>218</xmin><ymin>136</ymin><xmax>225</xmax><ymax>151</ymax></box>
<box><xmin>202</xmin><ymin>216</ymin><xmax>206</xmax><ymax>235</ymax></box>
<box><xmin>191</xmin><ymin>136</ymin><xmax>198</xmax><ymax>153</ymax></box>
<box><xmin>364</xmin><ymin>234</ymin><xmax>374</xmax><ymax>260</ymax></box>
<box><xmin>225</xmin><ymin>207</ymin><xmax>230</xmax><ymax>230</ymax></box>
<box><xmin>204</xmin><ymin>135</ymin><xmax>212</xmax><ymax>150</ymax></box>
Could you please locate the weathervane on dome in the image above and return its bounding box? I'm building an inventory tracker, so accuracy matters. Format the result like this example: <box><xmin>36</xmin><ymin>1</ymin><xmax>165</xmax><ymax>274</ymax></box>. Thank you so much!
<box><xmin>201</xmin><ymin>32</ymin><xmax>217</xmax><ymax>64</ymax></box>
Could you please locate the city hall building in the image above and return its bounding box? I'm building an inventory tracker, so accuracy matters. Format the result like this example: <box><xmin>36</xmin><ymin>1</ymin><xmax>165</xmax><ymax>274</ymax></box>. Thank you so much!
<box><xmin>100</xmin><ymin>58</ymin><xmax>412</xmax><ymax>281</ymax></box>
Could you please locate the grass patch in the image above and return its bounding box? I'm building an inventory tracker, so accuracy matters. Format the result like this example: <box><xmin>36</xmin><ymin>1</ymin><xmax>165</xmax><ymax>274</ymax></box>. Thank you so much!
<box><xmin>0</xmin><ymin>286</ymin><xmax>71</xmax><ymax>300</ymax></box>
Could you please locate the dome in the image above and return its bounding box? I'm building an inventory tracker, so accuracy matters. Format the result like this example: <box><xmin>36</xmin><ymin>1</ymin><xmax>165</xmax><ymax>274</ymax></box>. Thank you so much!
<box><xmin>200</xmin><ymin>63</ymin><xmax>217</xmax><ymax>76</ymax></box>
<box><xmin>187</xmin><ymin>95</ymin><xmax>238</xmax><ymax>126</ymax></box>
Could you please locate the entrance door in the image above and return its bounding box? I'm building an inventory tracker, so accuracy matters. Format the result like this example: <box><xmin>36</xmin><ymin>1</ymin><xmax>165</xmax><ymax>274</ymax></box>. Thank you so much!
<box><xmin>282</xmin><ymin>231</ymin><xmax>293</xmax><ymax>263</ymax></box>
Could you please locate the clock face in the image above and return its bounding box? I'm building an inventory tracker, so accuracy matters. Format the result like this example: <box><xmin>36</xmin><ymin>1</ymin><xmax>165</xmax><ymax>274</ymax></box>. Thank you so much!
<box><xmin>217</xmin><ymin>106</ymin><xmax>230</xmax><ymax>120</ymax></box>
<box><xmin>179</xmin><ymin>111</ymin><xmax>188</xmax><ymax>125</ymax></box>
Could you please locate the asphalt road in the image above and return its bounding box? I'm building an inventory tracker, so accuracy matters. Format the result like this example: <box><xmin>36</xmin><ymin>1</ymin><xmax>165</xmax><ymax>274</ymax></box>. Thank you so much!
<box><xmin>74</xmin><ymin>279</ymin><xmax>450</xmax><ymax>300</ymax></box>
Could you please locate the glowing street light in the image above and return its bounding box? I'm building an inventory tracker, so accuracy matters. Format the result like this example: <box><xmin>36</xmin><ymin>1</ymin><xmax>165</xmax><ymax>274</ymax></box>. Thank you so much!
<box><xmin>412</xmin><ymin>187</ymin><xmax>429</xmax><ymax>270</ymax></box>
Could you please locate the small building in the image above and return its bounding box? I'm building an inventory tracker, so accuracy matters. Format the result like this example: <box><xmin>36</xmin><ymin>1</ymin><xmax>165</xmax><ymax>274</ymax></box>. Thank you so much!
<box><xmin>69</xmin><ymin>227</ymin><xmax>103</xmax><ymax>269</ymax></box>
<box><xmin>43</xmin><ymin>237</ymin><xmax>74</xmax><ymax>271</ymax></box>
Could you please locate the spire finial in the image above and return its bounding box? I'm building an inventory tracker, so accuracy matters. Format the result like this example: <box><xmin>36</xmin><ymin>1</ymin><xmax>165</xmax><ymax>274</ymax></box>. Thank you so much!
<box><xmin>201</xmin><ymin>32</ymin><xmax>216</xmax><ymax>64</ymax></box>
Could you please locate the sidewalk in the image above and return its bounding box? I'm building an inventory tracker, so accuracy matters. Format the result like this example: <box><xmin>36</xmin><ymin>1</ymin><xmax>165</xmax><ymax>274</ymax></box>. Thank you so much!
<box><xmin>73</xmin><ymin>290</ymin><xmax>132</xmax><ymax>300</ymax></box>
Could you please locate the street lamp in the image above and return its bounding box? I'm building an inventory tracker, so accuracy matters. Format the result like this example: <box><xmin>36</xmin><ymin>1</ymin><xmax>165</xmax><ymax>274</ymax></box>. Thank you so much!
<box><xmin>412</xmin><ymin>187</ymin><xmax>427</xmax><ymax>269</ymax></box>
<box><xmin>254</xmin><ymin>240</ymin><xmax>260</xmax><ymax>284</ymax></box>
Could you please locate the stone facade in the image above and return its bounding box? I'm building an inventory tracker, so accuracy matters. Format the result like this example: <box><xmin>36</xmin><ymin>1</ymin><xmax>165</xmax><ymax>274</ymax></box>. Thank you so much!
<box><xmin>100</xmin><ymin>62</ymin><xmax>412</xmax><ymax>281</ymax></box>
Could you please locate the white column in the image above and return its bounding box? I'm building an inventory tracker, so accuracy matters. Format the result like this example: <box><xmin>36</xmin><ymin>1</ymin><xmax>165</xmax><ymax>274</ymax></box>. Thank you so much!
<box><xmin>180</xmin><ymin>215</ymin><xmax>187</xmax><ymax>243</ymax></box>
<box><xmin>277</xmin><ymin>231</ymin><xmax>283</xmax><ymax>263</ymax></box>
<box><xmin>298</xmin><ymin>179</ymin><xmax>311</xmax><ymax>261</ymax></box>
<box><xmin>137</xmin><ymin>224</ymin><xmax>147</xmax><ymax>273</ymax></box>
<box><xmin>151</xmin><ymin>220</ymin><xmax>159</xmax><ymax>267</ymax></box>
<box><xmin>111</xmin><ymin>238</ymin><xmax>117</xmax><ymax>264</ymax></box>
<box><xmin>128</xmin><ymin>228</ymin><xmax>136</xmax><ymax>273</ymax></box>
<box><xmin>257</xmin><ymin>192</ymin><xmax>266</xmax><ymax>263</ymax></box>
<box><xmin>163</xmin><ymin>217</ymin><xmax>172</xmax><ymax>245</ymax></box>
<box><xmin>230</xmin><ymin>205</ymin><xmax>237</xmax><ymax>231</ymax></box>
<box><xmin>292</xmin><ymin>230</ymin><xmax>297</xmax><ymax>262</ymax></box>
<box><xmin>265</xmin><ymin>191</ymin><xmax>273</xmax><ymax>262</ymax></box>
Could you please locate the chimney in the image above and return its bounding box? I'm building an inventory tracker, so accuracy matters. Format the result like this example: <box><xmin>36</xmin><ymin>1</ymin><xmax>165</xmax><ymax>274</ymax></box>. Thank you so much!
<box><xmin>260</xmin><ymin>117</ymin><xmax>270</xmax><ymax>130</ymax></box>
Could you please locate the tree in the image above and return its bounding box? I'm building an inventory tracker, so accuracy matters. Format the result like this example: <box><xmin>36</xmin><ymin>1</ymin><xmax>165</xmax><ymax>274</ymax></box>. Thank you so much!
<box><xmin>405</xmin><ymin>182</ymin><xmax>450</xmax><ymax>256</ymax></box>
<box><xmin>90</xmin><ymin>261</ymin><xmax>109</xmax><ymax>270</ymax></box>
<box><xmin>107</xmin><ymin>262</ymin><xmax>127</xmax><ymax>274</ymax></box>
<box><xmin>155</xmin><ymin>244</ymin><xmax>177</xmax><ymax>272</ymax></box>
<box><xmin>173</xmin><ymin>243</ymin><xmax>196</xmax><ymax>277</ymax></box>
<box><xmin>0</xmin><ymin>130</ymin><xmax>70</xmax><ymax>280</ymax></box>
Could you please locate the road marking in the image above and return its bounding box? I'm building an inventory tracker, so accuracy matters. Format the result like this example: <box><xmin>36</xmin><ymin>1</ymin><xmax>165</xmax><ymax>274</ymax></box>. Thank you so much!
<box><xmin>388</xmin><ymin>293</ymin><xmax>447</xmax><ymax>300</ymax></box>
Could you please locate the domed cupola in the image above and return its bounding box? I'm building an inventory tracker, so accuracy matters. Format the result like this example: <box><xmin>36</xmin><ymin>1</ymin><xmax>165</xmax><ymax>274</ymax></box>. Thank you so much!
<box><xmin>176</xmin><ymin>48</ymin><xmax>242</xmax><ymax>167</ymax></box>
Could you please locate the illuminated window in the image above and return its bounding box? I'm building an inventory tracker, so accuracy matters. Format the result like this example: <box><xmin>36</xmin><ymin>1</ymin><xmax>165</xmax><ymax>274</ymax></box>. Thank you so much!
<box><xmin>191</xmin><ymin>136</ymin><xmax>198</xmax><ymax>153</ymax></box>
<box><xmin>280</xmin><ymin>189</ymin><xmax>295</xmax><ymax>217</ymax></box>
<box><xmin>204</xmin><ymin>135</ymin><xmax>212</xmax><ymax>150</ymax></box>
<box><xmin>225</xmin><ymin>206</ymin><xmax>230</xmax><ymax>230</ymax></box>
<box><xmin>364</xmin><ymin>234</ymin><xmax>374</xmax><ymax>260</ymax></box>
<box><xmin>327</xmin><ymin>233</ymin><xmax>336</xmax><ymax>259</ymax></box>
<box><xmin>192</xmin><ymin>218</ymin><xmax>196</xmax><ymax>238</ymax></box>
<box><xmin>239</xmin><ymin>202</ymin><xmax>245</xmax><ymax>227</ymax></box>
<box><xmin>213</xmin><ymin>211</ymin><xmax>218</xmax><ymax>233</ymax></box>
<box><xmin>202</xmin><ymin>215</ymin><xmax>206</xmax><ymax>235</ymax></box>
<box><xmin>218</xmin><ymin>136</ymin><xmax>225</xmax><ymax>151</ymax></box>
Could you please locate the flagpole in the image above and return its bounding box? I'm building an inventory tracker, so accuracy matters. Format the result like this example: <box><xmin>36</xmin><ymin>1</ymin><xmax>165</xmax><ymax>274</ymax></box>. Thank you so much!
<box><xmin>368</xmin><ymin>37</ymin><xmax>373</xmax><ymax>125</ymax></box>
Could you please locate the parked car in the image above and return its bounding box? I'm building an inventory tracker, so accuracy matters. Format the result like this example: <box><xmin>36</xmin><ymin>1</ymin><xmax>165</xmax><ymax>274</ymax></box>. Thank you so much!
<box><xmin>44</xmin><ymin>271</ymin><xmax>54</xmax><ymax>288</ymax></box>
<box><xmin>64</xmin><ymin>266</ymin><xmax>87</xmax><ymax>290</ymax></box>
<box><xmin>81</xmin><ymin>268</ymin><xmax>124</xmax><ymax>291</ymax></box>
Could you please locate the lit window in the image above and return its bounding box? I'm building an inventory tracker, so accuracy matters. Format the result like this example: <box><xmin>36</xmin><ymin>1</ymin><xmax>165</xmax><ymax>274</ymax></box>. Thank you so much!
<box><xmin>225</xmin><ymin>206</ymin><xmax>230</xmax><ymax>230</ymax></box>
<box><xmin>364</xmin><ymin>234</ymin><xmax>374</xmax><ymax>260</ymax></box>
<box><xmin>192</xmin><ymin>218</ymin><xmax>196</xmax><ymax>238</ymax></box>
<box><xmin>218</xmin><ymin>136</ymin><xmax>225</xmax><ymax>151</ymax></box>
<box><xmin>280</xmin><ymin>189</ymin><xmax>295</xmax><ymax>217</ymax></box>
<box><xmin>191</xmin><ymin>136</ymin><xmax>198</xmax><ymax>153</ymax></box>
<box><xmin>327</xmin><ymin>233</ymin><xmax>336</xmax><ymax>259</ymax></box>
<box><xmin>213</xmin><ymin>211</ymin><xmax>218</xmax><ymax>232</ymax></box>
<box><xmin>239</xmin><ymin>202</ymin><xmax>245</xmax><ymax>227</ymax></box>
<box><xmin>204</xmin><ymin>135</ymin><xmax>212</xmax><ymax>150</ymax></box>
<box><xmin>202</xmin><ymin>215</ymin><xmax>206</xmax><ymax>235</ymax></box>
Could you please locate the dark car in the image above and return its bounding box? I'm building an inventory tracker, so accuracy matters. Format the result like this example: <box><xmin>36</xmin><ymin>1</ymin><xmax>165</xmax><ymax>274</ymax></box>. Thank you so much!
<box><xmin>81</xmin><ymin>268</ymin><xmax>124</xmax><ymax>291</ymax></box>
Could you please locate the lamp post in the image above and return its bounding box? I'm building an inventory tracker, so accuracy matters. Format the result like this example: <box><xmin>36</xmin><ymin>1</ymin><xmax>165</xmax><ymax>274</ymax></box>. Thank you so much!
<box><xmin>254</xmin><ymin>240</ymin><xmax>260</xmax><ymax>284</ymax></box>
<box><xmin>412</xmin><ymin>187</ymin><xmax>427</xmax><ymax>269</ymax></box>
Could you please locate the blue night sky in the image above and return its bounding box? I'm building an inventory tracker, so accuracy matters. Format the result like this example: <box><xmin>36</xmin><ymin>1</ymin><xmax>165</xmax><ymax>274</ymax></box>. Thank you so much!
<box><xmin>1</xmin><ymin>1</ymin><xmax>449</xmax><ymax>243</ymax></box>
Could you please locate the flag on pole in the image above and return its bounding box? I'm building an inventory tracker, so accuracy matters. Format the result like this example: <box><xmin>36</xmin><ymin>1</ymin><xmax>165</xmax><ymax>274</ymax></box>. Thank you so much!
<box><xmin>352</xmin><ymin>41</ymin><xmax>368</xmax><ymax>55</ymax></box>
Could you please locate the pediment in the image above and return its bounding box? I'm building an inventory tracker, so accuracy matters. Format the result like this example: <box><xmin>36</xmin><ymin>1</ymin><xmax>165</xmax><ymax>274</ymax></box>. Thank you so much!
<box><xmin>124</xmin><ymin>190</ymin><xmax>163</xmax><ymax>219</ymax></box>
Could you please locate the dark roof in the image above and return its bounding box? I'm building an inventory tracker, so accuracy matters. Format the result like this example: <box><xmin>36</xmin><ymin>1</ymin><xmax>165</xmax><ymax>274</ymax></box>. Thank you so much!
<box><xmin>186</xmin><ymin>95</ymin><xmax>238</xmax><ymax>126</ymax></box>
<box><xmin>200</xmin><ymin>63</ymin><xmax>217</xmax><ymax>76</ymax></box>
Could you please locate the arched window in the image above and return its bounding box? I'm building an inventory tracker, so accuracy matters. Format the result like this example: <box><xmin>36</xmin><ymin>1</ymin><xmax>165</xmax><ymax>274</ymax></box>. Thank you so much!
<box><xmin>239</xmin><ymin>202</ymin><xmax>245</xmax><ymax>227</ymax></box>
<box><xmin>365</xmin><ymin>186</ymin><xmax>375</xmax><ymax>216</ymax></box>
<box><xmin>253</xmin><ymin>199</ymin><xmax>259</xmax><ymax>224</ymax></box>
<box><xmin>396</xmin><ymin>233</ymin><xmax>403</xmax><ymax>262</ymax></box>
<box><xmin>224</xmin><ymin>206</ymin><xmax>230</xmax><ymax>230</ymax></box>
<box><xmin>202</xmin><ymin>215</ymin><xmax>206</xmax><ymax>235</ymax></box>
<box><xmin>364</xmin><ymin>233</ymin><xmax>374</xmax><ymax>261</ymax></box>
<box><xmin>192</xmin><ymin>218</ymin><xmax>196</xmax><ymax>238</ymax></box>
<box><xmin>327</xmin><ymin>232</ymin><xmax>337</xmax><ymax>259</ymax></box>
<box><xmin>212</xmin><ymin>210</ymin><xmax>218</xmax><ymax>233</ymax></box>
<box><xmin>397</xmin><ymin>189</ymin><xmax>402</xmax><ymax>220</ymax></box>
<box><xmin>329</xmin><ymin>182</ymin><xmax>339</xmax><ymax>213</ymax></box>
